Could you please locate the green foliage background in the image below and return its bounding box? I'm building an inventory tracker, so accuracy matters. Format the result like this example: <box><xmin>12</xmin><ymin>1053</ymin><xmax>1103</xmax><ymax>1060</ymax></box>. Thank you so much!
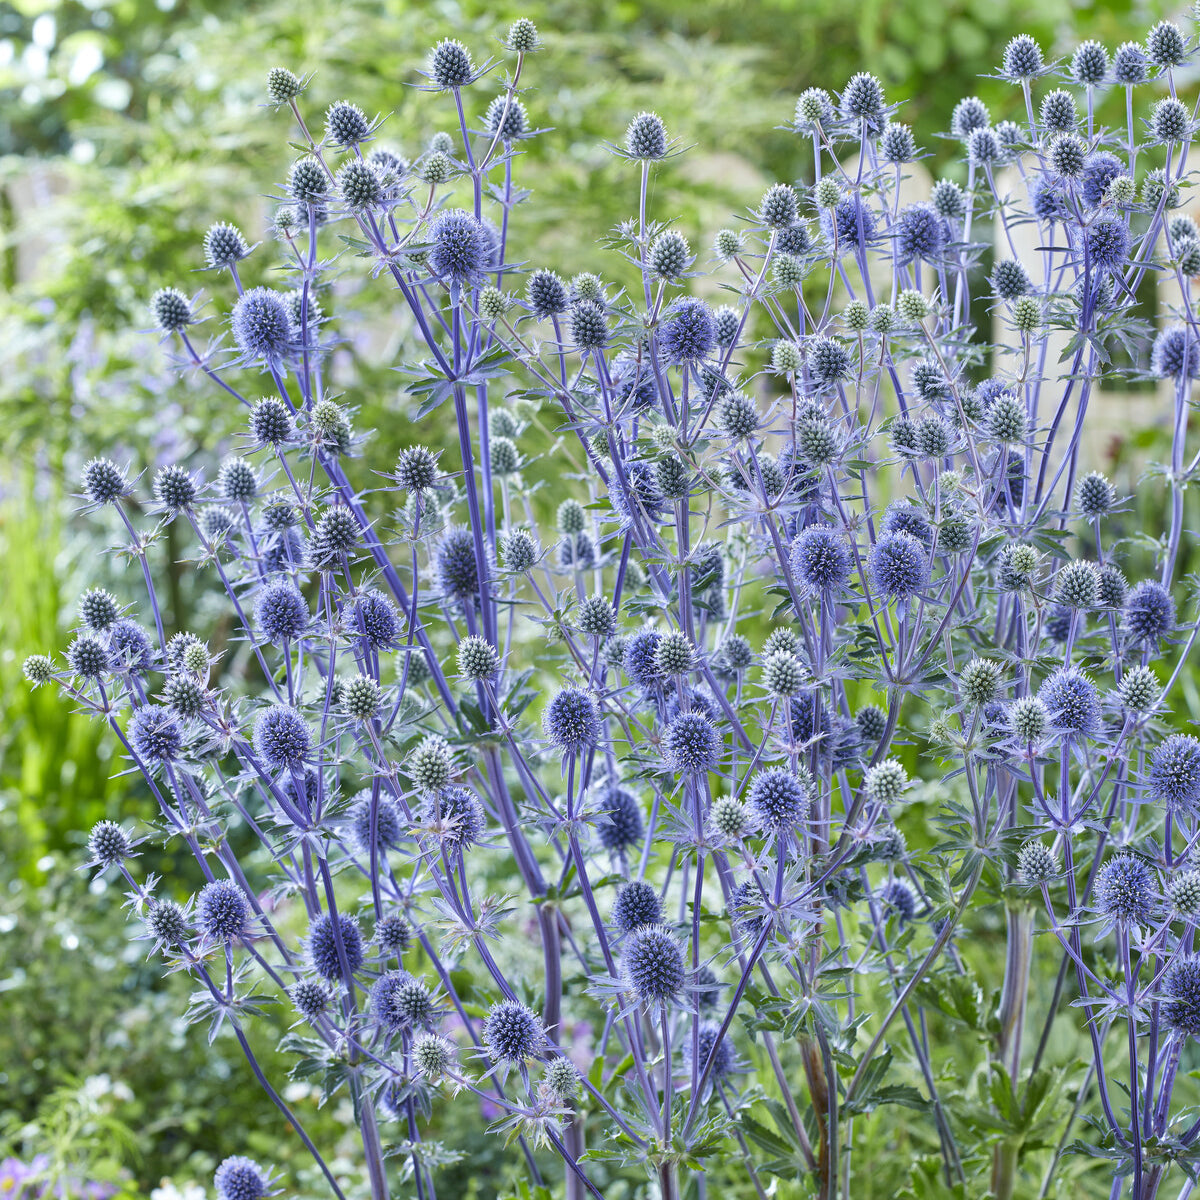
<box><xmin>0</xmin><ymin>0</ymin><xmax>1181</xmax><ymax>1195</ymax></box>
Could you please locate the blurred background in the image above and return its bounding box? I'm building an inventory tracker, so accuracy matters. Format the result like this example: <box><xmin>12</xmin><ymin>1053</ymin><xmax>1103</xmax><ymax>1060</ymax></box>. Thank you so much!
<box><xmin>0</xmin><ymin>0</ymin><xmax>1187</xmax><ymax>1196</ymax></box>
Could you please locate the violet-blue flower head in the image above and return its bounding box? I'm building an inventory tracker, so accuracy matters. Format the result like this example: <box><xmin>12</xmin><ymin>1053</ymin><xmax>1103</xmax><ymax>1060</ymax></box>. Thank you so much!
<box><xmin>1037</xmin><ymin>667</ymin><xmax>1100</xmax><ymax>737</ymax></box>
<box><xmin>598</xmin><ymin>786</ymin><xmax>643</xmax><ymax>850</ymax></box>
<box><xmin>1163</xmin><ymin>957</ymin><xmax>1200</xmax><ymax>1037</ymax></box>
<box><xmin>308</xmin><ymin>911</ymin><xmax>365</xmax><ymax>980</ymax></box>
<box><xmin>129</xmin><ymin>706</ymin><xmax>183</xmax><ymax>762</ymax></box>
<box><xmin>428</xmin><ymin>209</ymin><xmax>495</xmax><ymax>284</ymax></box>
<box><xmin>197</xmin><ymin>880</ymin><xmax>248</xmax><ymax>942</ymax></box>
<box><xmin>659</xmin><ymin>298</ymin><xmax>715</xmax><ymax>363</ymax></box>
<box><xmin>894</xmin><ymin>203</ymin><xmax>948</xmax><ymax>264</ymax></box>
<box><xmin>1125</xmin><ymin>579</ymin><xmax>1175</xmax><ymax>643</ymax></box>
<box><xmin>663</xmin><ymin>711</ymin><xmax>721</xmax><ymax>773</ymax></box>
<box><xmin>483</xmin><ymin>999</ymin><xmax>546</xmax><ymax>1062</ymax></box>
<box><xmin>790</xmin><ymin>526</ymin><xmax>852</xmax><ymax>593</ymax></box>
<box><xmin>253</xmin><ymin>704</ymin><xmax>312</xmax><ymax>769</ymax></box>
<box><xmin>612</xmin><ymin>880</ymin><xmax>662</xmax><ymax>932</ymax></box>
<box><xmin>821</xmin><ymin>194</ymin><xmax>877</xmax><ymax>254</ymax></box>
<box><xmin>214</xmin><ymin>1156</ymin><xmax>269</xmax><ymax>1200</ymax></box>
<box><xmin>747</xmin><ymin>769</ymin><xmax>810</xmax><ymax>831</ymax></box>
<box><xmin>622</xmin><ymin>924</ymin><xmax>686</xmax><ymax>1003</ymax></box>
<box><xmin>1152</xmin><ymin>326</ymin><xmax>1200</xmax><ymax>379</ymax></box>
<box><xmin>232</xmin><ymin>287</ymin><xmax>293</xmax><ymax>360</ymax></box>
<box><xmin>1096</xmin><ymin>854</ymin><xmax>1155</xmax><ymax>925</ymax></box>
<box><xmin>869</xmin><ymin>531</ymin><xmax>929</xmax><ymax>599</ymax></box>
<box><xmin>1149</xmin><ymin>735</ymin><xmax>1200</xmax><ymax>813</ymax></box>
<box><xmin>543</xmin><ymin>686</ymin><xmax>600</xmax><ymax>750</ymax></box>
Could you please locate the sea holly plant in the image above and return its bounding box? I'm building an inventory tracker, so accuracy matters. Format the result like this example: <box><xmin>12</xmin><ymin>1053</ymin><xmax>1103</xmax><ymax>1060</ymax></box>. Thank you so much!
<box><xmin>23</xmin><ymin>12</ymin><xmax>1200</xmax><ymax>1200</ymax></box>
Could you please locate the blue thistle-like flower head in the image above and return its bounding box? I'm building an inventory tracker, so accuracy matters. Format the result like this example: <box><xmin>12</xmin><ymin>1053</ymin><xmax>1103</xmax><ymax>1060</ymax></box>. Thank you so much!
<box><xmin>821</xmin><ymin>194</ymin><xmax>877</xmax><ymax>254</ymax></box>
<box><xmin>1152</xmin><ymin>326</ymin><xmax>1200</xmax><ymax>379</ymax></box>
<box><xmin>1080</xmin><ymin>152</ymin><xmax>1125</xmax><ymax>208</ymax></box>
<box><xmin>894</xmin><ymin>203</ymin><xmax>948</xmax><ymax>265</ymax></box>
<box><xmin>663</xmin><ymin>711</ymin><xmax>721</xmax><ymax>774</ymax></box>
<box><xmin>597</xmin><ymin>786</ymin><xmax>644</xmax><ymax>851</ymax></box>
<box><xmin>689</xmin><ymin>1021</ymin><xmax>735</xmax><ymax>1077</ymax></box>
<box><xmin>214</xmin><ymin>1156</ymin><xmax>269</xmax><ymax>1200</ymax></box>
<box><xmin>1112</xmin><ymin>41</ymin><xmax>1148</xmax><ymax>84</ymax></box>
<box><xmin>527</xmin><ymin>269</ymin><xmax>569</xmax><ymax>317</ymax></box>
<box><xmin>255</xmin><ymin>579</ymin><xmax>309</xmax><ymax>643</ymax></box>
<box><xmin>881</xmin><ymin>879</ymin><xmax>917</xmax><ymax>923</ymax></box>
<box><xmin>1147</xmin><ymin>19</ymin><xmax>1187</xmax><ymax>68</ymax></box>
<box><xmin>930</xmin><ymin>179</ymin><xmax>965</xmax><ymax>220</ymax></box>
<box><xmin>1083</xmin><ymin>216</ymin><xmax>1130</xmax><ymax>273</ymax></box>
<box><xmin>1149</xmin><ymin>735</ymin><xmax>1200</xmax><ymax>813</ymax></box>
<box><xmin>81</xmin><ymin>457</ymin><xmax>128</xmax><ymax>505</ymax></box>
<box><xmin>428</xmin><ymin>209</ymin><xmax>496</xmax><ymax>284</ymax></box>
<box><xmin>881</xmin><ymin>500</ymin><xmax>932</xmax><ymax>548</ymax></box>
<box><xmin>197</xmin><ymin>879</ymin><xmax>248</xmax><ymax>942</ymax></box>
<box><xmin>1029</xmin><ymin>174</ymin><xmax>1068</xmax><ymax>223</ymax></box>
<box><xmin>436</xmin><ymin>527</ymin><xmax>482</xmax><ymax>599</ymax></box>
<box><xmin>231</xmin><ymin>287</ymin><xmax>293</xmax><ymax>360</ymax></box>
<box><xmin>839</xmin><ymin>72</ymin><xmax>885</xmax><ymax>124</ymax></box>
<box><xmin>486</xmin><ymin>94</ymin><xmax>529</xmax><ymax>141</ymax></box>
<box><xmin>1125</xmin><ymin>579</ymin><xmax>1175</xmax><ymax>643</ymax></box>
<box><xmin>108</xmin><ymin>619</ymin><xmax>154</xmax><ymax>674</ymax></box>
<box><xmin>291</xmin><ymin>979</ymin><xmax>330</xmax><ymax>1021</ymax></box>
<box><xmin>1002</xmin><ymin>34</ymin><xmax>1044</xmax><ymax>80</ymax></box>
<box><xmin>659</xmin><ymin>298</ymin><xmax>715</xmax><ymax>363</ymax></box>
<box><xmin>253</xmin><ymin>704</ymin><xmax>311</xmax><ymax>769</ymax></box>
<box><xmin>425</xmin><ymin>785</ymin><xmax>486</xmax><ymax>848</ymax></box>
<box><xmin>129</xmin><ymin>706</ymin><xmax>183</xmax><ymax>762</ymax></box>
<box><xmin>1096</xmin><ymin>855</ymin><xmax>1156</xmax><ymax>925</ymax></box>
<box><xmin>354</xmin><ymin>591</ymin><xmax>399</xmax><ymax>649</ymax></box>
<box><xmin>483</xmin><ymin>999</ymin><xmax>546</xmax><ymax>1062</ymax></box>
<box><xmin>880</xmin><ymin>122</ymin><xmax>916</xmax><ymax>163</ymax></box>
<box><xmin>625</xmin><ymin>111</ymin><xmax>668</xmax><ymax>160</ymax></box>
<box><xmin>967</xmin><ymin>127</ymin><xmax>1000</xmax><ymax>166</ymax></box>
<box><xmin>1071</xmin><ymin>40</ymin><xmax>1109</xmax><ymax>86</ymax></box>
<box><xmin>571</xmin><ymin>300</ymin><xmax>608</xmax><ymax>350</ymax></box>
<box><xmin>747</xmin><ymin>768</ymin><xmax>810</xmax><ymax>831</ymax></box>
<box><xmin>351</xmin><ymin>794</ymin><xmax>403</xmax><ymax>851</ymax></box>
<box><xmin>624</xmin><ymin>629</ymin><xmax>663</xmax><ymax>687</ymax></box>
<box><xmin>372</xmin><ymin>970</ymin><xmax>437</xmax><ymax>1031</ymax></box>
<box><xmin>794</xmin><ymin>88</ymin><xmax>834</xmax><ymax>129</ymax></box>
<box><xmin>1037</xmin><ymin>667</ymin><xmax>1100</xmax><ymax>737</ymax></box>
<box><xmin>622</xmin><ymin>924</ymin><xmax>686</xmax><ymax>1003</ymax></box>
<box><xmin>145</xmin><ymin>899</ymin><xmax>189</xmax><ymax>951</ymax></box>
<box><xmin>790</xmin><ymin>526</ymin><xmax>852</xmax><ymax>593</ymax></box>
<box><xmin>612</xmin><ymin>880</ymin><xmax>662</xmax><ymax>932</ymax></box>
<box><xmin>1163</xmin><ymin>957</ymin><xmax>1200</xmax><ymax>1037</ymax></box>
<box><xmin>950</xmin><ymin>96</ymin><xmax>989</xmax><ymax>138</ymax></box>
<box><xmin>543</xmin><ymin>686</ymin><xmax>600</xmax><ymax>750</ymax></box>
<box><xmin>87</xmin><ymin>820</ymin><xmax>132</xmax><ymax>868</ymax></box>
<box><xmin>308</xmin><ymin>911</ymin><xmax>365</xmax><ymax>980</ymax></box>
<box><xmin>204</xmin><ymin>223</ymin><xmax>250</xmax><ymax>269</ymax></box>
<box><xmin>326</xmin><ymin>99</ymin><xmax>371</xmax><ymax>147</ymax></box>
<box><xmin>869</xmin><ymin>531</ymin><xmax>929</xmax><ymax>599</ymax></box>
<box><xmin>428</xmin><ymin>38</ymin><xmax>474</xmax><ymax>88</ymax></box>
<box><xmin>807</xmin><ymin>336</ymin><xmax>851</xmax><ymax>387</ymax></box>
